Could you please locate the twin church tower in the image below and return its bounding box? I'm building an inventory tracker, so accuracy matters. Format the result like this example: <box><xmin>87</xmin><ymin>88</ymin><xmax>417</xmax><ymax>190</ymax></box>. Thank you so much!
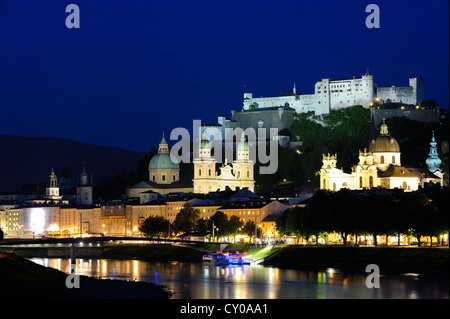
<box><xmin>146</xmin><ymin>129</ymin><xmax>255</xmax><ymax>194</ymax></box>
<box><xmin>192</xmin><ymin>128</ymin><xmax>255</xmax><ymax>193</ymax></box>
<box><xmin>45</xmin><ymin>162</ymin><xmax>93</xmax><ymax>205</ymax></box>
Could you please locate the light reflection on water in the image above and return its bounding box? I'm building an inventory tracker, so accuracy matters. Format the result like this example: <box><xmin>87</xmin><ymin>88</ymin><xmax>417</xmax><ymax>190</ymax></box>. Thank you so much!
<box><xmin>29</xmin><ymin>258</ymin><xmax>448</xmax><ymax>299</ymax></box>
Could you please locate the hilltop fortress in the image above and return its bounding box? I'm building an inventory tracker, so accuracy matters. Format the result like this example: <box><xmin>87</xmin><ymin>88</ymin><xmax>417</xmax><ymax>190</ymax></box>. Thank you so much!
<box><xmin>242</xmin><ymin>70</ymin><xmax>424</xmax><ymax>116</ymax></box>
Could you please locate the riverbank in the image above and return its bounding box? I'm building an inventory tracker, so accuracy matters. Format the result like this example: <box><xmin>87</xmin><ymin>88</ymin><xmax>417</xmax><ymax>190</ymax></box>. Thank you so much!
<box><xmin>0</xmin><ymin>252</ymin><xmax>171</xmax><ymax>299</ymax></box>
<box><xmin>263</xmin><ymin>245</ymin><xmax>449</xmax><ymax>274</ymax></box>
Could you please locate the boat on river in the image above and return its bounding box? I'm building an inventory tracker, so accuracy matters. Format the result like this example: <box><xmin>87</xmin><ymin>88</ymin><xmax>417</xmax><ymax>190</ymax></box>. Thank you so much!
<box><xmin>202</xmin><ymin>252</ymin><xmax>251</xmax><ymax>266</ymax></box>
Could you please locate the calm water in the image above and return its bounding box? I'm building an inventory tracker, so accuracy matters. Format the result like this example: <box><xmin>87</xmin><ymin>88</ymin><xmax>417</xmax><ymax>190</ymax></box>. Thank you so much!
<box><xmin>29</xmin><ymin>258</ymin><xmax>448</xmax><ymax>299</ymax></box>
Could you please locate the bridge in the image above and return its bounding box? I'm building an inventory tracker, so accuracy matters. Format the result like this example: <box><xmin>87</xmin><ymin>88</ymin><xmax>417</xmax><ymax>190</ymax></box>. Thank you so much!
<box><xmin>0</xmin><ymin>237</ymin><xmax>231</xmax><ymax>262</ymax></box>
<box><xmin>0</xmin><ymin>236</ymin><xmax>230</xmax><ymax>246</ymax></box>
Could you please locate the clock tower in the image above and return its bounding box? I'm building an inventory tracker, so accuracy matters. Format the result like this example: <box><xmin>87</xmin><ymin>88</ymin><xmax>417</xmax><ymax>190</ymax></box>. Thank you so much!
<box><xmin>76</xmin><ymin>162</ymin><xmax>93</xmax><ymax>205</ymax></box>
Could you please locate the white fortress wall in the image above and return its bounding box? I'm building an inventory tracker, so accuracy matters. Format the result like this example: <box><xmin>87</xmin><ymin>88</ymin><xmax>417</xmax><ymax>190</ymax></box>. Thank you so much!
<box><xmin>243</xmin><ymin>73</ymin><xmax>423</xmax><ymax>116</ymax></box>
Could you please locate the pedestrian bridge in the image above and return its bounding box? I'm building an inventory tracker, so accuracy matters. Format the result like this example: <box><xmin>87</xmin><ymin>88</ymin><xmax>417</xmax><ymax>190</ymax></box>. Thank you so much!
<box><xmin>0</xmin><ymin>236</ymin><xmax>231</xmax><ymax>261</ymax></box>
<box><xmin>0</xmin><ymin>236</ymin><xmax>230</xmax><ymax>246</ymax></box>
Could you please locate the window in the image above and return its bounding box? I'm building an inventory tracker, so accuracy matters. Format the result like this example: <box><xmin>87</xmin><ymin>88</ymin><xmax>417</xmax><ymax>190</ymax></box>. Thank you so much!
<box><xmin>392</xmin><ymin>155</ymin><xmax>395</xmax><ymax>164</ymax></box>
<box><xmin>369</xmin><ymin>176</ymin><xmax>373</xmax><ymax>188</ymax></box>
<box><xmin>380</xmin><ymin>155</ymin><xmax>385</xmax><ymax>164</ymax></box>
<box><xmin>359</xmin><ymin>177</ymin><xmax>363</xmax><ymax>188</ymax></box>
<box><xmin>173</xmin><ymin>175</ymin><xmax>176</xmax><ymax>181</ymax></box>
<box><xmin>199</xmin><ymin>169</ymin><xmax>201</xmax><ymax>176</ymax></box>
<box><xmin>162</xmin><ymin>175</ymin><xmax>166</xmax><ymax>181</ymax></box>
<box><xmin>208</xmin><ymin>169</ymin><xmax>211</xmax><ymax>176</ymax></box>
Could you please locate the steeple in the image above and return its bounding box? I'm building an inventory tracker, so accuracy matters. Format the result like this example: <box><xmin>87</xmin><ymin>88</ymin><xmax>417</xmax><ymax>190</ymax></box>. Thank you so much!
<box><xmin>77</xmin><ymin>161</ymin><xmax>93</xmax><ymax>205</ymax></box>
<box><xmin>200</xmin><ymin>127</ymin><xmax>211</xmax><ymax>150</ymax></box>
<box><xmin>46</xmin><ymin>168</ymin><xmax>60</xmax><ymax>199</ymax></box>
<box><xmin>80</xmin><ymin>161</ymin><xmax>89</xmax><ymax>186</ymax></box>
<box><xmin>237</xmin><ymin>129</ymin><xmax>249</xmax><ymax>161</ymax></box>
<box><xmin>49</xmin><ymin>168</ymin><xmax>58</xmax><ymax>187</ymax></box>
<box><xmin>426</xmin><ymin>131</ymin><xmax>442</xmax><ymax>173</ymax></box>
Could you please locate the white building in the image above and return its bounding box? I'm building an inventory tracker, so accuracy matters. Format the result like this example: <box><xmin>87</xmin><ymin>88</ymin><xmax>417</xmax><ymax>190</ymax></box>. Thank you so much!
<box><xmin>0</xmin><ymin>205</ymin><xmax>21</xmax><ymax>237</ymax></box>
<box><xmin>193</xmin><ymin>129</ymin><xmax>255</xmax><ymax>194</ymax></box>
<box><xmin>320</xmin><ymin>119</ymin><xmax>442</xmax><ymax>192</ymax></box>
<box><xmin>243</xmin><ymin>71</ymin><xmax>424</xmax><ymax>116</ymax></box>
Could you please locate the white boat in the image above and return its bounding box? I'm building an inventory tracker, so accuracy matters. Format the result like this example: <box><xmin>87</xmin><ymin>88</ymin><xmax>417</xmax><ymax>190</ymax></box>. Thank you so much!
<box><xmin>202</xmin><ymin>253</ymin><xmax>251</xmax><ymax>266</ymax></box>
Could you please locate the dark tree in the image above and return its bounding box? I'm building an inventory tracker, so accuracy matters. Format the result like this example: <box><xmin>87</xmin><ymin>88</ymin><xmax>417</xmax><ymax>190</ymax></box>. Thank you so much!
<box><xmin>195</xmin><ymin>218</ymin><xmax>210</xmax><ymax>237</ymax></box>
<box><xmin>243</xmin><ymin>220</ymin><xmax>256</xmax><ymax>239</ymax></box>
<box><xmin>362</xmin><ymin>194</ymin><xmax>396</xmax><ymax>246</ymax></box>
<box><xmin>139</xmin><ymin>215</ymin><xmax>170</xmax><ymax>238</ymax></box>
<box><xmin>228</xmin><ymin>215</ymin><xmax>244</xmax><ymax>240</ymax></box>
<box><xmin>172</xmin><ymin>203</ymin><xmax>200</xmax><ymax>235</ymax></box>
<box><xmin>328</xmin><ymin>189</ymin><xmax>362</xmax><ymax>245</ymax></box>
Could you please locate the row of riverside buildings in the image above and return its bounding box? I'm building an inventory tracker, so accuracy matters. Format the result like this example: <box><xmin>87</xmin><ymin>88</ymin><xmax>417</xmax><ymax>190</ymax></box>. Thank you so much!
<box><xmin>0</xmin><ymin>188</ymin><xmax>291</xmax><ymax>242</ymax></box>
<box><xmin>0</xmin><ymin>135</ymin><xmax>292</xmax><ymax>241</ymax></box>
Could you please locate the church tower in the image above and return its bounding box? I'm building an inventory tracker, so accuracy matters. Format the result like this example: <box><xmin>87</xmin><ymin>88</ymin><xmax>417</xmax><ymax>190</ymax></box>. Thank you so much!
<box><xmin>77</xmin><ymin>162</ymin><xmax>93</xmax><ymax>205</ymax></box>
<box><xmin>193</xmin><ymin>128</ymin><xmax>217</xmax><ymax>193</ymax></box>
<box><xmin>59</xmin><ymin>163</ymin><xmax>71</xmax><ymax>190</ymax></box>
<box><xmin>233</xmin><ymin>131</ymin><xmax>255</xmax><ymax>184</ymax></box>
<box><xmin>46</xmin><ymin>168</ymin><xmax>60</xmax><ymax>199</ymax></box>
<box><xmin>426</xmin><ymin>131</ymin><xmax>442</xmax><ymax>174</ymax></box>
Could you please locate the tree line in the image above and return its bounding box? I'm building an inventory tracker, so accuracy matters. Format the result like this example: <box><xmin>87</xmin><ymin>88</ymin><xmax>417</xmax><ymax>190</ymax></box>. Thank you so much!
<box><xmin>276</xmin><ymin>188</ymin><xmax>449</xmax><ymax>246</ymax></box>
<box><xmin>139</xmin><ymin>204</ymin><xmax>258</xmax><ymax>241</ymax></box>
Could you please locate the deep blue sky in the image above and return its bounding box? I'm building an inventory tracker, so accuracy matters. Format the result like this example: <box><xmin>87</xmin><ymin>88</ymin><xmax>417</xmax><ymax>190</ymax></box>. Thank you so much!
<box><xmin>1</xmin><ymin>0</ymin><xmax>448</xmax><ymax>152</ymax></box>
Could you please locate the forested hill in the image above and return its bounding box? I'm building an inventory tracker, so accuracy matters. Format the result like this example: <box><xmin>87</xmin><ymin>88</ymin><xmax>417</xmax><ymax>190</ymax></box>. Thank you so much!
<box><xmin>0</xmin><ymin>134</ymin><xmax>142</xmax><ymax>192</ymax></box>
<box><xmin>255</xmin><ymin>105</ymin><xmax>448</xmax><ymax>193</ymax></box>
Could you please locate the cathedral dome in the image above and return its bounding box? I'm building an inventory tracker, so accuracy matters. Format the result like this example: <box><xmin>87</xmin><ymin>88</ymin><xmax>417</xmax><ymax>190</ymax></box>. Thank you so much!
<box><xmin>148</xmin><ymin>153</ymin><xmax>180</xmax><ymax>170</ymax></box>
<box><xmin>369</xmin><ymin>119</ymin><xmax>400</xmax><ymax>153</ymax></box>
<box><xmin>148</xmin><ymin>134</ymin><xmax>180</xmax><ymax>170</ymax></box>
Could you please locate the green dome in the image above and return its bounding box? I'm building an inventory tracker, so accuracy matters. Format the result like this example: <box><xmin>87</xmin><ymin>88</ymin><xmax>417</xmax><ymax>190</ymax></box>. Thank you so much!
<box><xmin>237</xmin><ymin>132</ymin><xmax>248</xmax><ymax>152</ymax></box>
<box><xmin>149</xmin><ymin>132</ymin><xmax>180</xmax><ymax>170</ymax></box>
<box><xmin>237</xmin><ymin>140</ymin><xmax>248</xmax><ymax>152</ymax></box>
<box><xmin>200</xmin><ymin>139</ymin><xmax>211</xmax><ymax>149</ymax></box>
<box><xmin>148</xmin><ymin>153</ymin><xmax>180</xmax><ymax>170</ymax></box>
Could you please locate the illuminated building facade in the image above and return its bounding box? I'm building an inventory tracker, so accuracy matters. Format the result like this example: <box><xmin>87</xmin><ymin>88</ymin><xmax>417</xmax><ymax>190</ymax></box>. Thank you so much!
<box><xmin>320</xmin><ymin>120</ymin><xmax>442</xmax><ymax>192</ymax></box>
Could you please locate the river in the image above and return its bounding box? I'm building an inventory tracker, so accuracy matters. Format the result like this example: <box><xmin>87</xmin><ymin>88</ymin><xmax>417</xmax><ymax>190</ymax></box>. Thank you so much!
<box><xmin>29</xmin><ymin>258</ymin><xmax>448</xmax><ymax>299</ymax></box>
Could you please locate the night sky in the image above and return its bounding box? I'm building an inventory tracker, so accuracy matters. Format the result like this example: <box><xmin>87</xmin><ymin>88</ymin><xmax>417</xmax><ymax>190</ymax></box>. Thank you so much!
<box><xmin>0</xmin><ymin>0</ymin><xmax>448</xmax><ymax>152</ymax></box>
